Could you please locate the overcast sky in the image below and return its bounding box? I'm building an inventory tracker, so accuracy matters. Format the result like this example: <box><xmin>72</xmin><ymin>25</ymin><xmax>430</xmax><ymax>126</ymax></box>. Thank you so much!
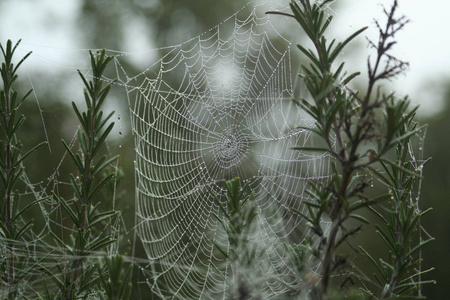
<box><xmin>1</xmin><ymin>0</ymin><xmax>448</xmax><ymax>116</ymax></box>
<box><xmin>336</xmin><ymin>0</ymin><xmax>450</xmax><ymax>116</ymax></box>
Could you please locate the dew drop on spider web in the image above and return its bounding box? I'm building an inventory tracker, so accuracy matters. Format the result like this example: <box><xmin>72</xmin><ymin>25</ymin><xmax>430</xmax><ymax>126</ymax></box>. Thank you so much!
<box><xmin>124</xmin><ymin>1</ymin><xmax>336</xmax><ymax>298</ymax></box>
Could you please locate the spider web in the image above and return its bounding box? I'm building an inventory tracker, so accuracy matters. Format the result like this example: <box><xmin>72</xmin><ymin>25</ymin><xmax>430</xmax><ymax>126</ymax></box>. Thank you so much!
<box><xmin>119</xmin><ymin>1</ymin><xmax>333</xmax><ymax>298</ymax></box>
<box><xmin>0</xmin><ymin>0</ymin><xmax>431</xmax><ymax>298</ymax></box>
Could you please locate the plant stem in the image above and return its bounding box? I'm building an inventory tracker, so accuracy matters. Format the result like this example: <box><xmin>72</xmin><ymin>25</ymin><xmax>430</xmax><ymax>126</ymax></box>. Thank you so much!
<box><xmin>63</xmin><ymin>50</ymin><xmax>115</xmax><ymax>299</ymax></box>
<box><xmin>67</xmin><ymin>92</ymin><xmax>97</xmax><ymax>300</ymax></box>
<box><xmin>320</xmin><ymin>215</ymin><xmax>340</xmax><ymax>297</ymax></box>
<box><xmin>5</xmin><ymin>84</ymin><xmax>15</xmax><ymax>294</ymax></box>
<box><xmin>2</xmin><ymin>45</ymin><xmax>15</xmax><ymax>295</ymax></box>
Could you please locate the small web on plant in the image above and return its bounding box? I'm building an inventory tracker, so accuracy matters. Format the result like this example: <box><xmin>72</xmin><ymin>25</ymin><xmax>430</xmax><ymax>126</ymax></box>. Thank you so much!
<box><xmin>0</xmin><ymin>43</ymin><xmax>132</xmax><ymax>298</ymax></box>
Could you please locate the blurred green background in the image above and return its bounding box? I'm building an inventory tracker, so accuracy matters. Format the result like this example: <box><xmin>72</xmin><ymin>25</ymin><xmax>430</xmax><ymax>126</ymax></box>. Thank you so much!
<box><xmin>0</xmin><ymin>0</ymin><xmax>448</xmax><ymax>298</ymax></box>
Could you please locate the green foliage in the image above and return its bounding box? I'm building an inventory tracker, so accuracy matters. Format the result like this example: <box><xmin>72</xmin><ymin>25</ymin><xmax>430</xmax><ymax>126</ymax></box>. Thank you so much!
<box><xmin>0</xmin><ymin>0</ymin><xmax>435</xmax><ymax>298</ymax></box>
<box><xmin>43</xmin><ymin>50</ymin><xmax>131</xmax><ymax>299</ymax></box>
<box><xmin>213</xmin><ymin>177</ymin><xmax>262</xmax><ymax>299</ymax></box>
<box><xmin>97</xmin><ymin>255</ymin><xmax>133</xmax><ymax>300</ymax></box>
<box><xmin>213</xmin><ymin>178</ymin><xmax>257</xmax><ymax>261</ymax></box>
<box><xmin>0</xmin><ymin>42</ymin><xmax>132</xmax><ymax>299</ymax></box>
<box><xmin>0</xmin><ymin>39</ymin><xmax>47</xmax><ymax>299</ymax></box>
<box><xmin>269</xmin><ymin>0</ymin><xmax>433</xmax><ymax>299</ymax></box>
<box><xmin>360</xmin><ymin>100</ymin><xmax>434</xmax><ymax>300</ymax></box>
